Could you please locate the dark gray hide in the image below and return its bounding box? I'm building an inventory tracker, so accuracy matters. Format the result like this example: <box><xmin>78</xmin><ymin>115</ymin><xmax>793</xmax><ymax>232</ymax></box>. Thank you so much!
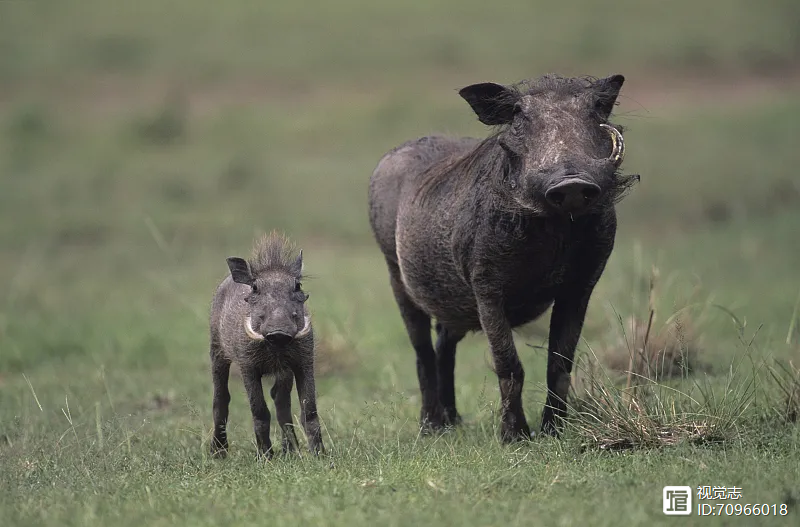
<box><xmin>368</xmin><ymin>74</ymin><xmax>638</xmax><ymax>441</ymax></box>
<box><xmin>208</xmin><ymin>232</ymin><xmax>324</xmax><ymax>457</ymax></box>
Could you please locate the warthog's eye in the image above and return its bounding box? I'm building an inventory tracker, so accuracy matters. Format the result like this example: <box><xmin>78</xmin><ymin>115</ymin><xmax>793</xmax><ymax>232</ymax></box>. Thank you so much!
<box><xmin>294</xmin><ymin>281</ymin><xmax>302</xmax><ymax>292</ymax></box>
<box><xmin>244</xmin><ymin>284</ymin><xmax>257</xmax><ymax>303</ymax></box>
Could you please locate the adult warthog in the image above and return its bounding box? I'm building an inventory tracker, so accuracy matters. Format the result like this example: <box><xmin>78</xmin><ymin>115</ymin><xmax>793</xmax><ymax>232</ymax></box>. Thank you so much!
<box><xmin>368</xmin><ymin>74</ymin><xmax>639</xmax><ymax>441</ymax></box>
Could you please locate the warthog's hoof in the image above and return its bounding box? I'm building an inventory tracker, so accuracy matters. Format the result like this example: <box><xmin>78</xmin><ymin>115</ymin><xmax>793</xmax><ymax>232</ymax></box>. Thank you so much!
<box><xmin>210</xmin><ymin>444</ymin><xmax>228</xmax><ymax>459</ymax></box>
<box><xmin>256</xmin><ymin>447</ymin><xmax>275</xmax><ymax>461</ymax></box>
<box><xmin>210</xmin><ymin>436</ymin><xmax>229</xmax><ymax>458</ymax></box>
<box><xmin>419</xmin><ymin>420</ymin><xmax>444</xmax><ymax>435</ymax></box>
<box><xmin>420</xmin><ymin>405</ymin><xmax>446</xmax><ymax>429</ymax></box>
<box><xmin>443</xmin><ymin>408</ymin><xmax>463</xmax><ymax>427</ymax></box>
<box><xmin>280</xmin><ymin>439</ymin><xmax>298</xmax><ymax>455</ymax></box>
<box><xmin>500</xmin><ymin>422</ymin><xmax>533</xmax><ymax>444</ymax></box>
<box><xmin>539</xmin><ymin>419</ymin><xmax>563</xmax><ymax>438</ymax></box>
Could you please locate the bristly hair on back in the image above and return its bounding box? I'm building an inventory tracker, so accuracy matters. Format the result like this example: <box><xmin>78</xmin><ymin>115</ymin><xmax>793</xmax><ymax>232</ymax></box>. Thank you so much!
<box><xmin>249</xmin><ymin>231</ymin><xmax>303</xmax><ymax>278</ymax></box>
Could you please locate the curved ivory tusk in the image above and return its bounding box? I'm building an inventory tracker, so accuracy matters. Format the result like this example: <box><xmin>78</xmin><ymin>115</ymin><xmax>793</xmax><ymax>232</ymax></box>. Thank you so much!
<box><xmin>244</xmin><ymin>316</ymin><xmax>265</xmax><ymax>341</ymax></box>
<box><xmin>600</xmin><ymin>123</ymin><xmax>625</xmax><ymax>166</ymax></box>
<box><xmin>296</xmin><ymin>314</ymin><xmax>312</xmax><ymax>339</ymax></box>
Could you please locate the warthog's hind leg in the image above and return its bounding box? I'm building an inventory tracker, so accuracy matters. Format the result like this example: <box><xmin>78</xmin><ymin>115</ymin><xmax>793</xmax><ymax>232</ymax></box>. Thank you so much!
<box><xmin>385</xmin><ymin>259</ymin><xmax>445</xmax><ymax>431</ymax></box>
<box><xmin>435</xmin><ymin>322</ymin><xmax>466</xmax><ymax>426</ymax></box>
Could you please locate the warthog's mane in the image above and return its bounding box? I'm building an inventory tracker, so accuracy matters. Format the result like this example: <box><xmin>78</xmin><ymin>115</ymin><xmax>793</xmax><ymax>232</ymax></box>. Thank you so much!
<box><xmin>249</xmin><ymin>231</ymin><xmax>302</xmax><ymax>278</ymax></box>
<box><xmin>413</xmin><ymin>74</ymin><xmax>637</xmax><ymax>211</ymax></box>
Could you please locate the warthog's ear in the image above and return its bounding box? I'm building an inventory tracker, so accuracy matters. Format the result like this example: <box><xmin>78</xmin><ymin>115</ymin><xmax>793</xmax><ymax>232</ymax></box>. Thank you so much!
<box><xmin>593</xmin><ymin>74</ymin><xmax>625</xmax><ymax>119</ymax></box>
<box><xmin>458</xmin><ymin>82</ymin><xmax>518</xmax><ymax>126</ymax></box>
<box><xmin>291</xmin><ymin>250</ymin><xmax>304</xmax><ymax>277</ymax></box>
<box><xmin>226</xmin><ymin>257</ymin><xmax>254</xmax><ymax>286</ymax></box>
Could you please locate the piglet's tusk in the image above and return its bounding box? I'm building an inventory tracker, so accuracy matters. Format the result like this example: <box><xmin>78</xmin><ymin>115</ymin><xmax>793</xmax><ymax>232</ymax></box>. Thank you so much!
<box><xmin>296</xmin><ymin>314</ymin><xmax>312</xmax><ymax>338</ymax></box>
<box><xmin>244</xmin><ymin>316</ymin><xmax>265</xmax><ymax>341</ymax></box>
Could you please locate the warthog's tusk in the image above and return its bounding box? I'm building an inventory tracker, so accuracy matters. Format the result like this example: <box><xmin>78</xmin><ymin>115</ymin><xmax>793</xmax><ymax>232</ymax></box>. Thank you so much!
<box><xmin>296</xmin><ymin>314</ymin><xmax>312</xmax><ymax>338</ymax></box>
<box><xmin>244</xmin><ymin>316</ymin><xmax>265</xmax><ymax>341</ymax></box>
<box><xmin>600</xmin><ymin>123</ymin><xmax>625</xmax><ymax>166</ymax></box>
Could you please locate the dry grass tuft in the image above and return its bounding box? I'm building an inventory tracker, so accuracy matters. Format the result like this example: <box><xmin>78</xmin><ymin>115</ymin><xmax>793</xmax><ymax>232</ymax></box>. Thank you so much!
<box><xmin>564</xmin><ymin>266</ymin><xmax>749</xmax><ymax>451</ymax></box>
<box><xmin>567</xmin><ymin>361</ymin><xmax>734</xmax><ymax>450</ymax></box>
<box><xmin>599</xmin><ymin>265</ymin><xmax>710</xmax><ymax>381</ymax></box>
<box><xmin>601</xmin><ymin>314</ymin><xmax>707</xmax><ymax>381</ymax></box>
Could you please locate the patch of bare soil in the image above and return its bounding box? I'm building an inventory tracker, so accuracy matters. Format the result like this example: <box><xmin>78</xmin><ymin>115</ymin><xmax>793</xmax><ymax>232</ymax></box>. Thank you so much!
<box><xmin>3</xmin><ymin>68</ymin><xmax>800</xmax><ymax>118</ymax></box>
<box><xmin>616</xmin><ymin>68</ymin><xmax>800</xmax><ymax>116</ymax></box>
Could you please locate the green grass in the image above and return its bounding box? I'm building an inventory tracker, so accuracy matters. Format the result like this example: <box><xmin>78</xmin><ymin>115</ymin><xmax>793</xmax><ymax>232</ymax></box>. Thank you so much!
<box><xmin>2</xmin><ymin>1</ymin><xmax>800</xmax><ymax>525</ymax></box>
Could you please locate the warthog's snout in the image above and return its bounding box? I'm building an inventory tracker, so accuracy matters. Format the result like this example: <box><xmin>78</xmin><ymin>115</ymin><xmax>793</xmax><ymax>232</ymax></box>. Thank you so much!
<box><xmin>264</xmin><ymin>330</ymin><xmax>294</xmax><ymax>346</ymax></box>
<box><xmin>545</xmin><ymin>177</ymin><xmax>601</xmax><ymax>213</ymax></box>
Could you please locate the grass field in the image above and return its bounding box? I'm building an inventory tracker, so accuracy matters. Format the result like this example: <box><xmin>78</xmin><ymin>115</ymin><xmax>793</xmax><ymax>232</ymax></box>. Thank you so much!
<box><xmin>1</xmin><ymin>1</ymin><xmax>799</xmax><ymax>525</ymax></box>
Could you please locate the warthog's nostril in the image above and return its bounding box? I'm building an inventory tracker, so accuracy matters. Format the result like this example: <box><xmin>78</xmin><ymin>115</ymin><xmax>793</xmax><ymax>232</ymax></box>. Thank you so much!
<box><xmin>582</xmin><ymin>186</ymin><xmax>600</xmax><ymax>201</ymax></box>
<box><xmin>264</xmin><ymin>331</ymin><xmax>293</xmax><ymax>346</ymax></box>
<box><xmin>547</xmin><ymin>191</ymin><xmax>566</xmax><ymax>206</ymax></box>
<box><xmin>545</xmin><ymin>177</ymin><xmax>601</xmax><ymax>212</ymax></box>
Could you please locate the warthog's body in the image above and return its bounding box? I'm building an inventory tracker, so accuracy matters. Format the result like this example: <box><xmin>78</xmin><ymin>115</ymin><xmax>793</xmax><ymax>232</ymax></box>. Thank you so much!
<box><xmin>368</xmin><ymin>74</ymin><xmax>638</xmax><ymax>440</ymax></box>
<box><xmin>209</xmin><ymin>232</ymin><xmax>324</xmax><ymax>457</ymax></box>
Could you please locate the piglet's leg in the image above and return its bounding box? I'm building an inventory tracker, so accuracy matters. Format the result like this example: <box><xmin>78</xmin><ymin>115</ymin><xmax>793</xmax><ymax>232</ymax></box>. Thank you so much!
<box><xmin>270</xmin><ymin>373</ymin><xmax>299</xmax><ymax>453</ymax></box>
<box><xmin>241</xmin><ymin>368</ymin><xmax>273</xmax><ymax>459</ymax></box>
<box><xmin>293</xmin><ymin>365</ymin><xmax>324</xmax><ymax>455</ymax></box>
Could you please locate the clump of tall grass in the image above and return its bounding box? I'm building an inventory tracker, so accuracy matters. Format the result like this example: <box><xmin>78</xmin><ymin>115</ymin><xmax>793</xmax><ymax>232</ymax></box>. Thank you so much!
<box><xmin>561</xmin><ymin>266</ymin><xmax>786</xmax><ymax>451</ymax></box>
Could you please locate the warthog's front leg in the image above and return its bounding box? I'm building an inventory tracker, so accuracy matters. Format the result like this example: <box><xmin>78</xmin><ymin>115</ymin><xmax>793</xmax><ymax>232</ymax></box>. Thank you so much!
<box><xmin>540</xmin><ymin>294</ymin><xmax>590</xmax><ymax>437</ymax></box>
<box><xmin>270</xmin><ymin>373</ymin><xmax>299</xmax><ymax>454</ymax></box>
<box><xmin>241</xmin><ymin>368</ymin><xmax>273</xmax><ymax>458</ymax></box>
<box><xmin>474</xmin><ymin>283</ymin><xmax>531</xmax><ymax>442</ymax></box>
<box><xmin>541</xmin><ymin>219</ymin><xmax>615</xmax><ymax>437</ymax></box>
<box><xmin>293</xmin><ymin>365</ymin><xmax>325</xmax><ymax>455</ymax></box>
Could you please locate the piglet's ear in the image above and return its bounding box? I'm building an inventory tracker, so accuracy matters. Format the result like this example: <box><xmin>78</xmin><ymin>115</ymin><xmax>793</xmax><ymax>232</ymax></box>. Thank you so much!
<box><xmin>226</xmin><ymin>257</ymin><xmax>253</xmax><ymax>286</ymax></box>
<box><xmin>291</xmin><ymin>250</ymin><xmax>304</xmax><ymax>277</ymax></box>
<box><xmin>458</xmin><ymin>82</ymin><xmax>519</xmax><ymax>125</ymax></box>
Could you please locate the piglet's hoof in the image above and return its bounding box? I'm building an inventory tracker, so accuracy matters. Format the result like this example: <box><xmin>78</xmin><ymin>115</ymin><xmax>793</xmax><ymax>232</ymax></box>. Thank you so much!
<box><xmin>256</xmin><ymin>447</ymin><xmax>275</xmax><ymax>461</ymax></box>
<box><xmin>210</xmin><ymin>440</ymin><xmax>228</xmax><ymax>459</ymax></box>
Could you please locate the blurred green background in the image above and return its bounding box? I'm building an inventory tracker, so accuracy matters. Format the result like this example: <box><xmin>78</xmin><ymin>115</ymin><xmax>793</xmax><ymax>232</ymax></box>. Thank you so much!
<box><xmin>1</xmin><ymin>1</ymin><xmax>799</xmax><ymax>525</ymax></box>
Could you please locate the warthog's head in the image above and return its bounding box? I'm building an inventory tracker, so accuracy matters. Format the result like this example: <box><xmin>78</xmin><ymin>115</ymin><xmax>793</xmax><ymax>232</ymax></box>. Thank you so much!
<box><xmin>226</xmin><ymin>234</ymin><xmax>311</xmax><ymax>346</ymax></box>
<box><xmin>459</xmin><ymin>73</ymin><xmax>638</xmax><ymax>216</ymax></box>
